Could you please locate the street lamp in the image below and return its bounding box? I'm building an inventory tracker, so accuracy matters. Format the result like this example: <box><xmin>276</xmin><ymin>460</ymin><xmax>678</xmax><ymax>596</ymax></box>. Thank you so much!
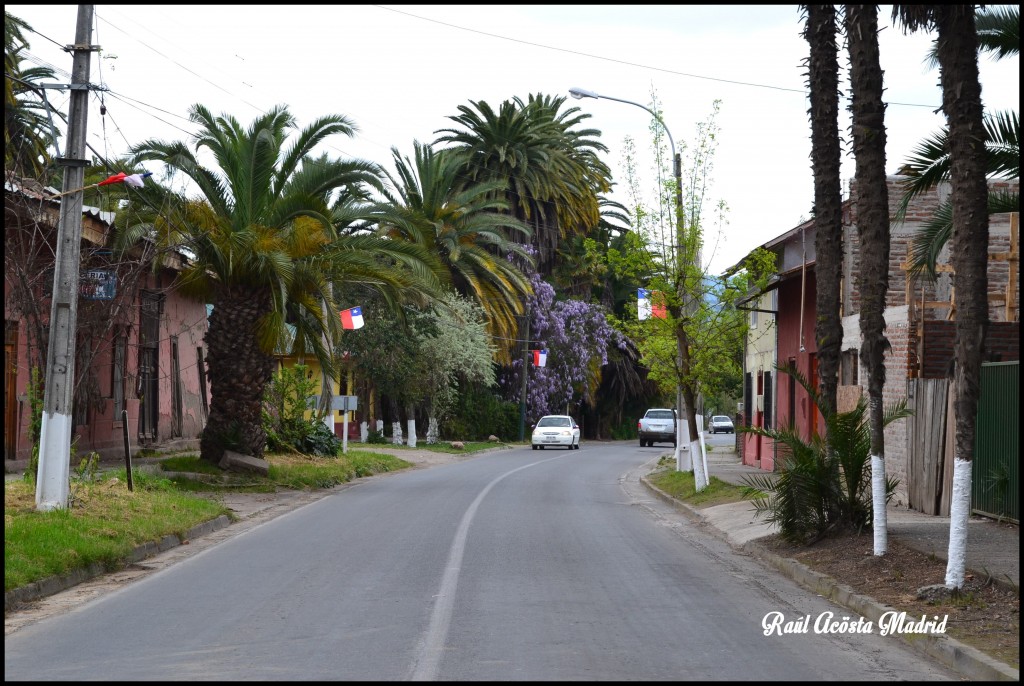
<box><xmin>569</xmin><ymin>86</ymin><xmax>707</xmax><ymax>487</ymax></box>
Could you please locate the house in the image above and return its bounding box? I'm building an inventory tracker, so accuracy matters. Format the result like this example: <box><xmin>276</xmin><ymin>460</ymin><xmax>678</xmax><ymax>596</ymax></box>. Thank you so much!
<box><xmin>738</xmin><ymin>176</ymin><xmax>1019</xmax><ymax>512</ymax></box>
<box><xmin>4</xmin><ymin>172</ymin><xmax>211</xmax><ymax>463</ymax></box>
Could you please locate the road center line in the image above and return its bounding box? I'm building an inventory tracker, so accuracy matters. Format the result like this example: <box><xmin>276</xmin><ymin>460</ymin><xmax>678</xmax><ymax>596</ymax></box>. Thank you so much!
<box><xmin>407</xmin><ymin>452</ymin><xmax>572</xmax><ymax>681</ymax></box>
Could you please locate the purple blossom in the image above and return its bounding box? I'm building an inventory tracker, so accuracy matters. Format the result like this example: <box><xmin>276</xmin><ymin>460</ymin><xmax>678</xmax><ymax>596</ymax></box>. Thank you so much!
<box><xmin>501</xmin><ymin>271</ymin><xmax>624</xmax><ymax>420</ymax></box>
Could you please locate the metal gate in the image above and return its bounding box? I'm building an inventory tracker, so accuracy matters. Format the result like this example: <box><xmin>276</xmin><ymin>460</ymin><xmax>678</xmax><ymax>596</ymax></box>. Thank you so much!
<box><xmin>973</xmin><ymin>361</ymin><xmax>1018</xmax><ymax>522</ymax></box>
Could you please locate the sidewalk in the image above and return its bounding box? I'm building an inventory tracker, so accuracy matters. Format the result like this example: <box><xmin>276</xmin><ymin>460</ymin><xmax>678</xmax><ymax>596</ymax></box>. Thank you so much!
<box><xmin>700</xmin><ymin>448</ymin><xmax>1019</xmax><ymax>591</ymax></box>
<box><xmin>645</xmin><ymin>446</ymin><xmax>1019</xmax><ymax>682</ymax></box>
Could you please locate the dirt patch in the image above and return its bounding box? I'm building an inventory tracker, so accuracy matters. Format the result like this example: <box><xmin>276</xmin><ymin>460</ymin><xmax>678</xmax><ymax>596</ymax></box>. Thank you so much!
<box><xmin>764</xmin><ymin>531</ymin><xmax>1020</xmax><ymax>669</ymax></box>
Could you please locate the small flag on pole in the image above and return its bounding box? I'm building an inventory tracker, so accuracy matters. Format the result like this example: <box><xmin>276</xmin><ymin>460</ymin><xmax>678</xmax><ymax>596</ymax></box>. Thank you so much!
<box><xmin>97</xmin><ymin>172</ymin><xmax>128</xmax><ymax>187</ymax></box>
<box><xmin>638</xmin><ymin>288</ymin><xmax>651</xmax><ymax>320</ymax></box>
<box><xmin>56</xmin><ymin>171</ymin><xmax>153</xmax><ymax>197</ymax></box>
<box><xmin>533</xmin><ymin>349</ymin><xmax>547</xmax><ymax>367</ymax></box>
<box><xmin>638</xmin><ymin>288</ymin><xmax>667</xmax><ymax>320</ymax></box>
<box><xmin>340</xmin><ymin>306</ymin><xmax>364</xmax><ymax>330</ymax></box>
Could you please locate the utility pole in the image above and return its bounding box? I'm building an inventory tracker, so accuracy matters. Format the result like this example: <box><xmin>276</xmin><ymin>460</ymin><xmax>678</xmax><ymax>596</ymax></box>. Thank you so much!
<box><xmin>517</xmin><ymin>310</ymin><xmax>531</xmax><ymax>441</ymax></box>
<box><xmin>36</xmin><ymin>5</ymin><xmax>96</xmax><ymax>511</ymax></box>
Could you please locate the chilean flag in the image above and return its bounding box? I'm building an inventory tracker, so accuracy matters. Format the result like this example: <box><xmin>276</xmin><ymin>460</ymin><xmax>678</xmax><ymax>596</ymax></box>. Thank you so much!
<box><xmin>340</xmin><ymin>306</ymin><xmax>364</xmax><ymax>330</ymax></box>
<box><xmin>638</xmin><ymin>288</ymin><xmax>667</xmax><ymax>320</ymax></box>
<box><xmin>533</xmin><ymin>349</ymin><xmax>547</xmax><ymax>367</ymax></box>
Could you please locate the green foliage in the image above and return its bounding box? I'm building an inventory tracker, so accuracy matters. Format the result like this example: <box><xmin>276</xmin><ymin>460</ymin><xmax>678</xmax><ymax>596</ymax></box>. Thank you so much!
<box><xmin>262</xmin><ymin>363</ymin><xmax>327</xmax><ymax>454</ymax></box>
<box><xmin>442</xmin><ymin>381</ymin><xmax>519</xmax><ymax>441</ymax></box>
<box><xmin>740</xmin><ymin>365</ymin><xmax>911</xmax><ymax>545</ymax></box>
<box><xmin>299</xmin><ymin>422</ymin><xmax>341</xmax><ymax>458</ymax></box>
<box><xmin>366</xmin><ymin>429</ymin><xmax>388</xmax><ymax>445</ymax></box>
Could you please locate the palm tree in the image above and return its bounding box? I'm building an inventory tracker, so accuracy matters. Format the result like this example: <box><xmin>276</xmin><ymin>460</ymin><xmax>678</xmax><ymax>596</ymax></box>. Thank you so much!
<box><xmin>892</xmin><ymin>5</ymin><xmax>991</xmax><ymax>591</ymax></box>
<box><xmin>5</xmin><ymin>11</ymin><xmax>61</xmax><ymax>178</ymax></box>
<box><xmin>846</xmin><ymin>4</ymin><xmax>892</xmax><ymax>557</ymax></box>
<box><xmin>371</xmin><ymin>140</ymin><xmax>534</xmax><ymax>364</ymax></box>
<box><xmin>802</xmin><ymin>4</ymin><xmax>844</xmax><ymax>420</ymax></box>
<box><xmin>122</xmin><ymin>104</ymin><xmax>443</xmax><ymax>464</ymax></box>
<box><xmin>433</xmin><ymin>94</ymin><xmax>612</xmax><ymax>277</ymax></box>
<box><xmin>898</xmin><ymin>5</ymin><xmax>1019</xmax><ymax>277</ymax></box>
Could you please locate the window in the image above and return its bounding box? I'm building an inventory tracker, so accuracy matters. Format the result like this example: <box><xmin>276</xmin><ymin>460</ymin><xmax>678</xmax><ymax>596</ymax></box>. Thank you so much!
<box><xmin>841</xmin><ymin>349</ymin><xmax>859</xmax><ymax>385</ymax></box>
<box><xmin>750</xmin><ymin>309</ymin><xmax>758</xmax><ymax>328</ymax></box>
<box><xmin>197</xmin><ymin>347</ymin><xmax>209</xmax><ymax>421</ymax></box>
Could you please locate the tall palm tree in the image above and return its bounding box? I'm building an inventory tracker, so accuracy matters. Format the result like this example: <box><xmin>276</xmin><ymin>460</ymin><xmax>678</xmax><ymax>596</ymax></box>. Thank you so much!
<box><xmin>899</xmin><ymin>5</ymin><xmax>1019</xmax><ymax>277</ymax></box>
<box><xmin>433</xmin><ymin>94</ymin><xmax>612</xmax><ymax>277</ymax></box>
<box><xmin>803</xmin><ymin>4</ymin><xmax>844</xmax><ymax>420</ymax></box>
<box><xmin>371</xmin><ymin>140</ymin><xmax>534</xmax><ymax>364</ymax></box>
<box><xmin>5</xmin><ymin>11</ymin><xmax>61</xmax><ymax>178</ymax></box>
<box><xmin>122</xmin><ymin>104</ymin><xmax>443</xmax><ymax>463</ymax></box>
<box><xmin>846</xmin><ymin>4</ymin><xmax>892</xmax><ymax>557</ymax></box>
<box><xmin>892</xmin><ymin>5</ymin><xmax>990</xmax><ymax>591</ymax></box>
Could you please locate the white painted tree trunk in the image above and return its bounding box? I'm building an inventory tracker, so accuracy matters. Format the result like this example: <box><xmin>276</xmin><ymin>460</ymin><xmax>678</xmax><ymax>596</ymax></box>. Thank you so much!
<box><xmin>692</xmin><ymin>439</ymin><xmax>709</xmax><ymax>491</ymax></box>
<box><xmin>360</xmin><ymin>421</ymin><xmax>368</xmax><ymax>443</ymax></box>
<box><xmin>392</xmin><ymin>421</ymin><xmax>404</xmax><ymax>445</ymax></box>
<box><xmin>426</xmin><ymin>417</ymin><xmax>439</xmax><ymax>444</ymax></box>
<box><xmin>375</xmin><ymin>419</ymin><xmax>384</xmax><ymax>436</ymax></box>
<box><xmin>675</xmin><ymin>417</ymin><xmax>691</xmax><ymax>471</ymax></box>
<box><xmin>407</xmin><ymin>419</ymin><xmax>417</xmax><ymax>448</ymax></box>
<box><xmin>871</xmin><ymin>454</ymin><xmax>887</xmax><ymax>556</ymax></box>
<box><xmin>945</xmin><ymin>457</ymin><xmax>972</xmax><ymax>589</ymax></box>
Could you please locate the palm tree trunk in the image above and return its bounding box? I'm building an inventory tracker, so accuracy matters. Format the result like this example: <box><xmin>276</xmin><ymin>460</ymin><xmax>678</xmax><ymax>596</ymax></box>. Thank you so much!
<box><xmin>200</xmin><ymin>285</ymin><xmax>277</xmax><ymax>463</ymax></box>
<box><xmin>846</xmin><ymin>4</ymin><xmax>890</xmax><ymax>556</ymax></box>
<box><xmin>935</xmin><ymin>6</ymin><xmax>989</xmax><ymax>590</ymax></box>
<box><xmin>805</xmin><ymin>4</ymin><xmax>844</xmax><ymax>420</ymax></box>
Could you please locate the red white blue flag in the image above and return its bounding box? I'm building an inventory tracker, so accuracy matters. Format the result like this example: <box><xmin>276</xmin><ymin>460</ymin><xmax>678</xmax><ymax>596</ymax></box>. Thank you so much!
<box><xmin>340</xmin><ymin>306</ymin><xmax>364</xmax><ymax>330</ymax></box>
<box><xmin>533</xmin><ymin>349</ymin><xmax>547</xmax><ymax>367</ymax></box>
<box><xmin>97</xmin><ymin>171</ymin><xmax>152</xmax><ymax>188</ymax></box>
<box><xmin>638</xmin><ymin>288</ymin><xmax>667</xmax><ymax>320</ymax></box>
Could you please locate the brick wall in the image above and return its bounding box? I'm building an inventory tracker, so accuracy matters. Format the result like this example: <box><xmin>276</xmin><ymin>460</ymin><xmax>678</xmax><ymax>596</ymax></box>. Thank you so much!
<box><xmin>844</xmin><ymin>177</ymin><xmax>1019</xmax><ymax>322</ymax></box>
<box><xmin>920</xmin><ymin>321</ymin><xmax>1020</xmax><ymax>378</ymax></box>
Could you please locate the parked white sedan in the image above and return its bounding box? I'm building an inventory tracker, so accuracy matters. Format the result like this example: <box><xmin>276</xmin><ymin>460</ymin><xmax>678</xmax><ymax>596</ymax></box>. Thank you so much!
<box><xmin>531</xmin><ymin>415</ymin><xmax>581</xmax><ymax>450</ymax></box>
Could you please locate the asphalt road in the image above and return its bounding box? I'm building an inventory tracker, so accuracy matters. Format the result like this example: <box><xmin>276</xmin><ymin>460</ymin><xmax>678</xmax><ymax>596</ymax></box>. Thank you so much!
<box><xmin>4</xmin><ymin>442</ymin><xmax>954</xmax><ymax>680</ymax></box>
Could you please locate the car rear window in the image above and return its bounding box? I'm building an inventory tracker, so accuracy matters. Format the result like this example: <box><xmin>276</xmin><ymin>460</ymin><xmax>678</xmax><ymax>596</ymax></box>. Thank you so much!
<box><xmin>646</xmin><ymin>410</ymin><xmax>674</xmax><ymax>419</ymax></box>
<box><xmin>713</xmin><ymin>416</ymin><xmax>731</xmax><ymax>422</ymax></box>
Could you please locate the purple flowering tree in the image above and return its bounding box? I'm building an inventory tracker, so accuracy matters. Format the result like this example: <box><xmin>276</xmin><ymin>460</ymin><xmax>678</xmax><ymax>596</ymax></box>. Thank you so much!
<box><xmin>501</xmin><ymin>272</ymin><xmax>624</xmax><ymax>422</ymax></box>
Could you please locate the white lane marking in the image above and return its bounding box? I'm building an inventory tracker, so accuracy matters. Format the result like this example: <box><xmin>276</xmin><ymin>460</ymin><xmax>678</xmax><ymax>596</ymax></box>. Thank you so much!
<box><xmin>408</xmin><ymin>452</ymin><xmax>572</xmax><ymax>681</ymax></box>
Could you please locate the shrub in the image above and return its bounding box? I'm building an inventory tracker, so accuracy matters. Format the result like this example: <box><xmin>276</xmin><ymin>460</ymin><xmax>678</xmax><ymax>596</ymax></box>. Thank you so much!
<box><xmin>262</xmin><ymin>364</ymin><xmax>331</xmax><ymax>454</ymax></box>
<box><xmin>740</xmin><ymin>365</ymin><xmax>910</xmax><ymax>545</ymax></box>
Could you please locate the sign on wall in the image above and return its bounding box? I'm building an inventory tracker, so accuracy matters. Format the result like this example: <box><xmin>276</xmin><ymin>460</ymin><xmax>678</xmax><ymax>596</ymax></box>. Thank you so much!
<box><xmin>80</xmin><ymin>270</ymin><xmax>117</xmax><ymax>300</ymax></box>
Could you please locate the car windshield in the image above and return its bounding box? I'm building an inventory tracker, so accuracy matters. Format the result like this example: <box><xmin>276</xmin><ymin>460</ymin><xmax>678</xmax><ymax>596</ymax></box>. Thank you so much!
<box><xmin>646</xmin><ymin>411</ymin><xmax>674</xmax><ymax>420</ymax></box>
<box><xmin>712</xmin><ymin>416</ymin><xmax>731</xmax><ymax>422</ymax></box>
<box><xmin>537</xmin><ymin>417</ymin><xmax>570</xmax><ymax>427</ymax></box>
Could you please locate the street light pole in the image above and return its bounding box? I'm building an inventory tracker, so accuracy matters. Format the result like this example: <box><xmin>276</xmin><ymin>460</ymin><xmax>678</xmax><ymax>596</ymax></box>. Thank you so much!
<box><xmin>569</xmin><ymin>87</ymin><xmax>708</xmax><ymax>488</ymax></box>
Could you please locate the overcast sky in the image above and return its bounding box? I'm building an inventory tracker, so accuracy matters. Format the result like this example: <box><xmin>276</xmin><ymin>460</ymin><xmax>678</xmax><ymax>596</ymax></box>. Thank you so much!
<box><xmin>7</xmin><ymin>4</ymin><xmax>1020</xmax><ymax>274</ymax></box>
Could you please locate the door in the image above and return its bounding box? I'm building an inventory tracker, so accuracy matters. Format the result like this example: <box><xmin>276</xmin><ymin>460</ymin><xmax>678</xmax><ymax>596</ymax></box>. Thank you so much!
<box><xmin>5</xmin><ymin>322</ymin><xmax>18</xmax><ymax>458</ymax></box>
<box><xmin>138</xmin><ymin>291</ymin><xmax>161</xmax><ymax>441</ymax></box>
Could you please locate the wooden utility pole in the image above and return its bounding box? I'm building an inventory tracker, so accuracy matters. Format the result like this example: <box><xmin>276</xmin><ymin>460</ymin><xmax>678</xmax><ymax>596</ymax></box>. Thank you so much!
<box><xmin>36</xmin><ymin>5</ymin><xmax>96</xmax><ymax>511</ymax></box>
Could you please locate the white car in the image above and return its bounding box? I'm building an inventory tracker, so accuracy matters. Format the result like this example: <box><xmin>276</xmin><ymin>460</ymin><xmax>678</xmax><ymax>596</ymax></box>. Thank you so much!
<box><xmin>531</xmin><ymin>415</ymin><xmax>581</xmax><ymax>450</ymax></box>
<box><xmin>709</xmin><ymin>415</ymin><xmax>735</xmax><ymax>434</ymax></box>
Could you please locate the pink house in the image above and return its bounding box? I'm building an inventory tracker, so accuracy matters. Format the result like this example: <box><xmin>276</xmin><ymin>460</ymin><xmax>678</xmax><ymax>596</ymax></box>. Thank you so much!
<box><xmin>738</xmin><ymin>176</ymin><xmax>1019</xmax><ymax>512</ymax></box>
<box><xmin>5</xmin><ymin>173</ymin><xmax>211</xmax><ymax>463</ymax></box>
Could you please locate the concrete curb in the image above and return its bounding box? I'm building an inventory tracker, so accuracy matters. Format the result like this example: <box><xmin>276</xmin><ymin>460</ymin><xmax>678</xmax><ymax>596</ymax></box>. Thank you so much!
<box><xmin>639</xmin><ymin>475</ymin><xmax>1020</xmax><ymax>682</ymax></box>
<box><xmin>4</xmin><ymin>514</ymin><xmax>233</xmax><ymax>614</ymax></box>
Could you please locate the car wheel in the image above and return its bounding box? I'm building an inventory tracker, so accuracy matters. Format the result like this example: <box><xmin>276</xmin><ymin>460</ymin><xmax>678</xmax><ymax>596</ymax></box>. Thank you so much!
<box><xmin>539</xmin><ymin>445</ymin><xmax>545</xmax><ymax>449</ymax></box>
<box><xmin>532</xmin><ymin>444</ymin><xmax>538</xmax><ymax>450</ymax></box>
<box><xmin>574</xmin><ymin>442</ymin><xmax>580</xmax><ymax>450</ymax></box>
<box><xmin>639</xmin><ymin>438</ymin><xmax>645</xmax><ymax>447</ymax></box>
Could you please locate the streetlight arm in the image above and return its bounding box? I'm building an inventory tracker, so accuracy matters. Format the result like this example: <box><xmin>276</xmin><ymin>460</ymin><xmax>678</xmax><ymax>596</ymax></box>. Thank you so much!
<box><xmin>569</xmin><ymin>86</ymin><xmax>676</xmax><ymax>169</ymax></box>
